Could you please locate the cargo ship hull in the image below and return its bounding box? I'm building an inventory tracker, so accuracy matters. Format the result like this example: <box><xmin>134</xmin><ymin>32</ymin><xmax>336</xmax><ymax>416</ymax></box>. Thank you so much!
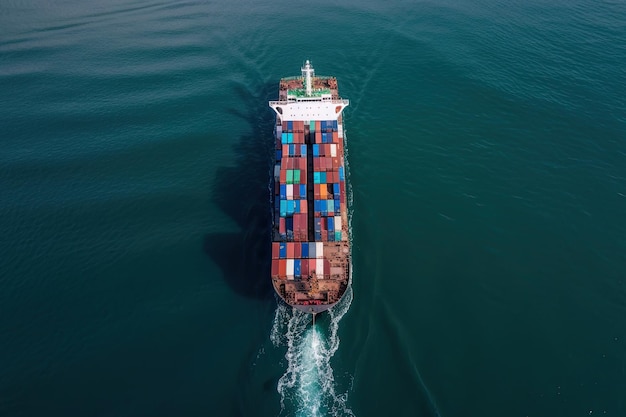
<box><xmin>269</xmin><ymin>61</ymin><xmax>350</xmax><ymax>314</ymax></box>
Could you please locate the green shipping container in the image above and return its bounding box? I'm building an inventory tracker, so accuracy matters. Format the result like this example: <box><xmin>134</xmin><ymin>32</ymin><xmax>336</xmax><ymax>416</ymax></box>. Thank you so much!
<box><xmin>294</xmin><ymin>170</ymin><xmax>301</xmax><ymax>184</ymax></box>
<box><xmin>335</xmin><ymin>231</ymin><xmax>341</xmax><ymax>241</ymax></box>
<box><xmin>309</xmin><ymin>120</ymin><xmax>315</xmax><ymax>132</ymax></box>
<box><xmin>286</xmin><ymin>170</ymin><xmax>293</xmax><ymax>184</ymax></box>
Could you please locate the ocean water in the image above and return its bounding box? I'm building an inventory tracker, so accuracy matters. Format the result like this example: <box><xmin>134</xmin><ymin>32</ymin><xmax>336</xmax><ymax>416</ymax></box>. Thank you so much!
<box><xmin>1</xmin><ymin>0</ymin><xmax>625</xmax><ymax>416</ymax></box>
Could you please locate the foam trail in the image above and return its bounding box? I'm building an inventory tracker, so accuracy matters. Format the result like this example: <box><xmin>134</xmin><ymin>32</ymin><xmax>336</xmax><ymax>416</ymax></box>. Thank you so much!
<box><xmin>271</xmin><ymin>286</ymin><xmax>354</xmax><ymax>417</ymax></box>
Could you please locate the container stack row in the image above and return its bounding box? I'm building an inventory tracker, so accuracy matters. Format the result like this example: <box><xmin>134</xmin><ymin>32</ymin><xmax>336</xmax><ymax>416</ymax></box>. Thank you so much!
<box><xmin>271</xmin><ymin>242</ymin><xmax>331</xmax><ymax>280</ymax></box>
<box><xmin>310</xmin><ymin>121</ymin><xmax>347</xmax><ymax>243</ymax></box>
<box><xmin>275</xmin><ymin>124</ymin><xmax>308</xmax><ymax>242</ymax></box>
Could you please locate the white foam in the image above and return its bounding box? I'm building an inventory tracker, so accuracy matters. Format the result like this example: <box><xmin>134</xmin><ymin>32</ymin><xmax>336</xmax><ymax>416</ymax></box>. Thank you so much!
<box><xmin>271</xmin><ymin>287</ymin><xmax>354</xmax><ymax>417</ymax></box>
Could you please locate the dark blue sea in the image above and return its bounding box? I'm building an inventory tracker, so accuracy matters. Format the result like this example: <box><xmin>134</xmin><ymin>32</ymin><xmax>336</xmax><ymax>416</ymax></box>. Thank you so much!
<box><xmin>1</xmin><ymin>0</ymin><xmax>625</xmax><ymax>416</ymax></box>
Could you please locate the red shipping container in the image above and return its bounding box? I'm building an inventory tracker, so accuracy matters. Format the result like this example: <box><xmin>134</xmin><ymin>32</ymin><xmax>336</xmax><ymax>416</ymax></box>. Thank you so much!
<box><xmin>294</xmin><ymin>146</ymin><xmax>300</xmax><ymax>157</ymax></box>
<box><xmin>271</xmin><ymin>259</ymin><xmax>279</xmax><ymax>277</ymax></box>
<box><xmin>287</xmin><ymin>242</ymin><xmax>295</xmax><ymax>258</ymax></box>
<box><xmin>301</xmin><ymin>200</ymin><xmax>308</xmax><ymax>214</ymax></box>
<box><xmin>280</xmin><ymin>169</ymin><xmax>287</xmax><ymax>183</ymax></box>
<box><xmin>301</xmin><ymin>259</ymin><xmax>309</xmax><ymax>277</ymax></box>
<box><xmin>309</xmin><ymin>259</ymin><xmax>317</xmax><ymax>273</ymax></box>
<box><xmin>272</xmin><ymin>242</ymin><xmax>280</xmax><ymax>259</ymax></box>
<box><xmin>324</xmin><ymin>260</ymin><xmax>331</xmax><ymax>277</ymax></box>
<box><xmin>279</xmin><ymin>217</ymin><xmax>286</xmax><ymax>234</ymax></box>
<box><xmin>295</xmin><ymin>242</ymin><xmax>301</xmax><ymax>258</ymax></box>
<box><xmin>279</xmin><ymin>260</ymin><xmax>287</xmax><ymax>277</ymax></box>
<box><xmin>316</xmin><ymin>132</ymin><xmax>322</xmax><ymax>144</ymax></box>
<box><xmin>301</xmin><ymin>158</ymin><xmax>307</xmax><ymax>170</ymax></box>
<box><xmin>314</xmin><ymin>184</ymin><xmax>320</xmax><ymax>199</ymax></box>
<box><xmin>333</xmin><ymin>131</ymin><xmax>339</xmax><ymax>142</ymax></box>
<box><xmin>282</xmin><ymin>144</ymin><xmax>289</xmax><ymax>156</ymax></box>
<box><xmin>315</xmin><ymin>120</ymin><xmax>321</xmax><ymax>132</ymax></box>
<box><xmin>325</xmin><ymin>144</ymin><xmax>330</xmax><ymax>157</ymax></box>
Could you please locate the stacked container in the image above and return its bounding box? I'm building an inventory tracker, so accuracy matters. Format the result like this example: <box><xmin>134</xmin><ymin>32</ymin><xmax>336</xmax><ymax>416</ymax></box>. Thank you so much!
<box><xmin>271</xmin><ymin>242</ymin><xmax>326</xmax><ymax>280</ymax></box>
<box><xmin>275</xmin><ymin>121</ymin><xmax>308</xmax><ymax>242</ymax></box>
<box><xmin>310</xmin><ymin>121</ymin><xmax>346</xmax><ymax>242</ymax></box>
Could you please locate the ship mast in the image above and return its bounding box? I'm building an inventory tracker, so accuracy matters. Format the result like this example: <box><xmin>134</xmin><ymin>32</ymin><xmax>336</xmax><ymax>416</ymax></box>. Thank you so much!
<box><xmin>301</xmin><ymin>60</ymin><xmax>314</xmax><ymax>96</ymax></box>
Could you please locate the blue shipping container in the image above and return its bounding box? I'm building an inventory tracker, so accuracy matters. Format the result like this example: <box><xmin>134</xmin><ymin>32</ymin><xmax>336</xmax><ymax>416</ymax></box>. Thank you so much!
<box><xmin>280</xmin><ymin>200</ymin><xmax>287</xmax><ymax>217</ymax></box>
<box><xmin>280</xmin><ymin>185</ymin><xmax>286</xmax><ymax>199</ymax></box>
<box><xmin>276</xmin><ymin>150</ymin><xmax>282</xmax><ymax>161</ymax></box>
<box><xmin>321</xmin><ymin>121</ymin><xmax>326</xmax><ymax>130</ymax></box>
<box><xmin>300</xmin><ymin>184</ymin><xmax>306</xmax><ymax>197</ymax></box>
<box><xmin>333</xmin><ymin>120</ymin><xmax>338</xmax><ymax>130</ymax></box>
<box><xmin>321</xmin><ymin>172</ymin><xmax>327</xmax><ymax>183</ymax></box>
<box><xmin>301</xmin><ymin>145</ymin><xmax>307</xmax><ymax>156</ymax></box>
<box><xmin>286</xmin><ymin>216</ymin><xmax>293</xmax><ymax>232</ymax></box>
<box><xmin>295</xmin><ymin>200</ymin><xmax>301</xmax><ymax>213</ymax></box>
<box><xmin>333</xmin><ymin>183</ymin><xmax>340</xmax><ymax>194</ymax></box>
<box><xmin>302</xmin><ymin>242</ymin><xmax>309</xmax><ymax>258</ymax></box>
<box><xmin>328</xmin><ymin>216</ymin><xmax>334</xmax><ymax>232</ymax></box>
<box><xmin>328</xmin><ymin>231</ymin><xmax>335</xmax><ymax>242</ymax></box>
<box><xmin>315</xmin><ymin>232</ymin><xmax>322</xmax><ymax>241</ymax></box>
<box><xmin>289</xmin><ymin>144</ymin><xmax>294</xmax><ymax>155</ymax></box>
<box><xmin>295</xmin><ymin>260</ymin><xmax>301</xmax><ymax>277</ymax></box>
<box><xmin>288</xmin><ymin>133</ymin><xmax>294</xmax><ymax>144</ymax></box>
<box><xmin>313</xmin><ymin>144</ymin><xmax>319</xmax><ymax>157</ymax></box>
<box><xmin>287</xmin><ymin>121</ymin><xmax>293</xmax><ymax>130</ymax></box>
<box><xmin>339</xmin><ymin>166</ymin><xmax>345</xmax><ymax>181</ymax></box>
<box><xmin>314</xmin><ymin>172</ymin><xmax>321</xmax><ymax>184</ymax></box>
<box><xmin>279</xmin><ymin>244</ymin><xmax>287</xmax><ymax>259</ymax></box>
<box><xmin>322</xmin><ymin>132</ymin><xmax>328</xmax><ymax>143</ymax></box>
<box><xmin>334</xmin><ymin>199</ymin><xmax>341</xmax><ymax>212</ymax></box>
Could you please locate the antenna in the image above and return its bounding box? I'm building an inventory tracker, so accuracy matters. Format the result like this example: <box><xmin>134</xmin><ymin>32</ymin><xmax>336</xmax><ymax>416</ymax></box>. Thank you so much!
<box><xmin>301</xmin><ymin>60</ymin><xmax>314</xmax><ymax>96</ymax></box>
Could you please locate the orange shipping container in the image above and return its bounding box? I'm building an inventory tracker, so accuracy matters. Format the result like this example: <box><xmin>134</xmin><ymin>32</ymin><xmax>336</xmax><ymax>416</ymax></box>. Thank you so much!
<box><xmin>279</xmin><ymin>260</ymin><xmax>287</xmax><ymax>277</ymax></box>
<box><xmin>320</xmin><ymin>184</ymin><xmax>327</xmax><ymax>199</ymax></box>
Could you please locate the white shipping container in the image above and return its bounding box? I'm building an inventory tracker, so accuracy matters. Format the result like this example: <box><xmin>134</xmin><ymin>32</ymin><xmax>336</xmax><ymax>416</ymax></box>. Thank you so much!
<box><xmin>287</xmin><ymin>184</ymin><xmax>293</xmax><ymax>200</ymax></box>
<box><xmin>287</xmin><ymin>259</ymin><xmax>294</xmax><ymax>278</ymax></box>
<box><xmin>276</xmin><ymin>126</ymin><xmax>282</xmax><ymax>136</ymax></box>
<box><xmin>316</xmin><ymin>242</ymin><xmax>323</xmax><ymax>259</ymax></box>
<box><xmin>316</xmin><ymin>259</ymin><xmax>324</xmax><ymax>276</ymax></box>
<box><xmin>274</xmin><ymin>165</ymin><xmax>280</xmax><ymax>179</ymax></box>
<box><xmin>335</xmin><ymin>216</ymin><xmax>342</xmax><ymax>231</ymax></box>
<box><xmin>330</xmin><ymin>144</ymin><xmax>337</xmax><ymax>157</ymax></box>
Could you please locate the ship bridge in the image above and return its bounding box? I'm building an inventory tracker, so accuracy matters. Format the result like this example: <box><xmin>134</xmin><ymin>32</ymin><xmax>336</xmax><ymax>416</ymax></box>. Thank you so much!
<box><xmin>269</xmin><ymin>60</ymin><xmax>349</xmax><ymax>122</ymax></box>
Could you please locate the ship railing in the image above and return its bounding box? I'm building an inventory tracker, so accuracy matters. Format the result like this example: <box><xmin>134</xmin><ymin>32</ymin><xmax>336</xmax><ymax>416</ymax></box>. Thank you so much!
<box><xmin>269</xmin><ymin>99</ymin><xmax>349</xmax><ymax>106</ymax></box>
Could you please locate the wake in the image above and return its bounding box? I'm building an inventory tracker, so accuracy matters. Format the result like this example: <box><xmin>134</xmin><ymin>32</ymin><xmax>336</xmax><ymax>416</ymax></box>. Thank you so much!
<box><xmin>271</xmin><ymin>287</ymin><xmax>354</xmax><ymax>417</ymax></box>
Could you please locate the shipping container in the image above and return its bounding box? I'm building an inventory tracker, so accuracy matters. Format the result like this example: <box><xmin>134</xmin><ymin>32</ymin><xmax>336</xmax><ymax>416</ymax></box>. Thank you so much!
<box><xmin>279</xmin><ymin>242</ymin><xmax>287</xmax><ymax>258</ymax></box>
<box><xmin>335</xmin><ymin>216</ymin><xmax>342</xmax><ymax>231</ymax></box>
<box><xmin>301</xmin><ymin>258</ymin><xmax>309</xmax><ymax>277</ymax></box>
<box><xmin>301</xmin><ymin>145</ymin><xmax>307</xmax><ymax>156</ymax></box>
<box><xmin>287</xmin><ymin>259</ymin><xmax>294</xmax><ymax>278</ymax></box>
<box><xmin>286</xmin><ymin>170</ymin><xmax>293</xmax><ymax>184</ymax></box>
<box><xmin>271</xmin><ymin>259</ymin><xmax>279</xmax><ymax>277</ymax></box>
<box><xmin>287</xmin><ymin>121</ymin><xmax>293</xmax><ymax>130</ymax></box>
<box><xmin>300</xmin><ymin>184</ymin><xmax>306</xmax><ymax>198</ymax></box>
<box><xmin>309</xmin><ymin>242</ymin><xmax>316</xmax><ymax>259</ymax></box>
<box><xmin>302</xmin><ymin>242</ymin><xmax>309</xmax><ymax>258</ymax></box>
<box><xmin>324</xmin><ymin>259</ymin><xmax>331</xmax><ymax>278</ymax></box>
<box><xmin>335</xmin><ymin>231</ymin><xmax>342</xmax><ymax>241</ymax></box>
<box><xmin>287</xmin><ymin>242</ymin><xmax>295</xmax><ymax>258</ymax></box>
<box><xmin>294</xmin><ymin>259</ymin><xmax>301</xmax><ymax>277</ymax></box>
<box><xmin>330</xmin><ymin>143</ymin><xmax>337</xmax><ymax>157</ymax></box>
<box><xmin>280</xmin><ymin>169</ymin><xmax>287</xmax><ymax>183</ymax></box>
<box><xmin>320</xmin><ymin>184</ymin><xmax>327</xmax><ymax>199</ymax></box>
<box><xmin>327</xmin><ymin>200</ymin><xmax>334</xmax><ymax>215</ymax></box>
<box><xmin>295</xmin><ymin>240</ymin><xmax>301</xmax><ymax>258</ymax></box>
<box><xmin>294</xmin><ymin>170</ymin><xmax>301</xmax><ymax>184</ymax></box>
<box><xmin>328</xmin><ymin>216</ymin><xmax>334</xmax><ymax>232</ymax></box>
<box><xmin>316</xmin><ymin>258</ymin><xmax>324</xmax><ymax>276</ymax></box>
<box><xmin>316</xmin><ymin>242</ymin><xmax>323</xmax><ymax>259</ymax></box>
<box><xmin>328</xmin><ymin>231</ymin><xmax>335</xmax><ymax>242</ymax></box>
<box><xmin>286</xmin><ymin>184</ymin><xmax>293</xmax><ymax>200</ymax></box>
<box><xmin>339</xmin><ymin>166</ymin><xmax>345</xmax><ymax>181</ymax></box>
<box><xmin>279</xmin><ymin>259</ymin><xmax>287</xmax><ymax>277</ymax></box>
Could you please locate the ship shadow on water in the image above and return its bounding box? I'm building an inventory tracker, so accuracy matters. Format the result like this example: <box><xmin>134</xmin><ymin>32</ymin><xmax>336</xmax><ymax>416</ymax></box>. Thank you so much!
<box><xmin>203</xmin><ymin>81</ymin><xmax>277</xmax><ymax>300</ymax></box>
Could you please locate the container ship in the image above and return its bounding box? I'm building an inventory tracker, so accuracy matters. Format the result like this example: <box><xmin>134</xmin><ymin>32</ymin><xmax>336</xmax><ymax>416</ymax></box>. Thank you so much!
<box><xmin>269</xmin><ymin>61</ymin><xmax>350</xmax><ymax>314</ymax></box>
